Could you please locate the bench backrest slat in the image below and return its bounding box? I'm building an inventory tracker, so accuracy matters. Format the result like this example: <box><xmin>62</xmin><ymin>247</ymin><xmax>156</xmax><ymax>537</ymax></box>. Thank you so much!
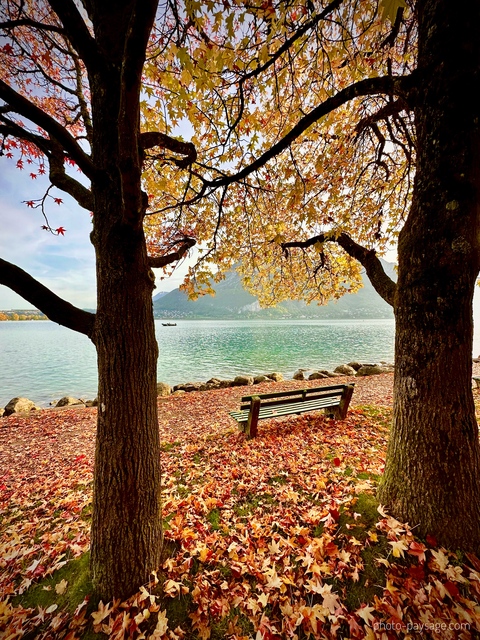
<box><xmin>240</xmin><ymin>391</ymin><xmax>344</xmax><ymax>411</ymax></box>
<box><xmin>240</xmin><ymin>383</ymin><xmax>352</xmax><ymax>403</ymax></box>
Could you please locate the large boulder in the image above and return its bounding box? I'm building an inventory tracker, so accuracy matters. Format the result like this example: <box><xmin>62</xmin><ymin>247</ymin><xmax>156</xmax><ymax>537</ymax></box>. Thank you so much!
<box><xmin>319</xmin><ymin>370</ymin><xmax>342</xmax><ymax>378</ymax></box>
<box><xmin>266</xmin><ymin>372</ymin><xmax>284</xmax><ymax>382</ymax></box>
<box><xmin>347</xmin><ymin>361</ymin><xmax>363</xmax><ymax>371</ymax></box>
<box><xmin>356</xmin><ymin>364</ymin><xmax>387</xmax><ymax>376</ymax></box>
<box><xmin>56</xmin><ymin>396</ymin><xmax>84</xmax><ymax>408</ymax></box>
<box><xmin>334</xmin><ymin>364</ymin><xmax>357</xmax><ymax>376</ymax></box>
<box><xmin>308</xmin><ymin>371</ymin><xmax>329</xmax><ymax>380</ymax></box>
<box><xmin>233</xmin><ymin>375</ymin><xmax>254</xmax><ymax>386</ymax></box>
<box><xmin>173</xmin><ymin>382</ymin><xmax>203</xmax><ymax>392</ymax></box>
<box><xmin>293</xmin><ymin>370</ymin><xmax>305</xmax><ymax>380</ymax></box>
<box><xmin>254</xmin><ymin>375</ymin><xmax>269</xmax><ymax>384</ymax></box>
<box><xmin>215</xmin><ymin>379</ymin><xmax>234</xmax><ymax>388</ymax></box>
<box><xmin>4</xmin><ymin>397</ymin><xmax>39</xmax><ymax>416</ymax></box>
<box><xmin>157</xmin><ymin>382</ymin><xmax>171</xmax><ymax>397</ymax></box>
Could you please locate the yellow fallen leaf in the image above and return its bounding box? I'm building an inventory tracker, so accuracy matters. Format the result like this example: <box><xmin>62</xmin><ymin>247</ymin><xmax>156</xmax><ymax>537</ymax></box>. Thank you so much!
<box><xmin>55</xmin><ymin>579</ymin><xmax>68</xmax><ymax>595</ymax></box>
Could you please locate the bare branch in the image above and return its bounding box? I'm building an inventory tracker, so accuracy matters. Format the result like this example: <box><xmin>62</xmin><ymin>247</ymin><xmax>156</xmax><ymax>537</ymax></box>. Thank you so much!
<box><xmin>281</xmin><ymin>232</ymin><xmax>396</xmax><ymax>306</ymax></box>
<box><xmin>0</xmin><ymin>18</ymin><xmax>64</xmax><ymax>33</ymax></box>
<box><xmin>0</xmin><ymin>258</ymin><xmax>95</xmax><ymax>337</ymax></box>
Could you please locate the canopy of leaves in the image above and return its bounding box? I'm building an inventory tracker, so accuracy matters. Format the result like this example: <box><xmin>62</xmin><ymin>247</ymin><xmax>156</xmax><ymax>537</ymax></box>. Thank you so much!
<box><xmin>0</xmin><ymin>1</ymin><xmax>414</xmax><ymax>303</ymax></box>
<box><xmin>141</xmin><ymin>0</ymin><xmax>415</xmax><ymax>303</ymax></box>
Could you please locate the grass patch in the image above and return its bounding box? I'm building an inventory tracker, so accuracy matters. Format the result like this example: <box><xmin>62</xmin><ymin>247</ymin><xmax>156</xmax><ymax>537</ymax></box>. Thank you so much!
<box><xmin>207</xmin><ymin>508</ymin><xmax>221</xmax><ymax>531</ymax></box>
<box><xmin>13</xmin><ymin>552</ymin><xmax>100</xmax><ymax>637</ymax></box>
<box><xmin>358</xmin><ymin>405</ymin><xmax>393</xmax><ymax>428</ymax></box>
<box><xmin>161</xmin><ymin>441</ymin><xmax>181</xmax><ymax>452</ymax></box>
<box><xmin>234</xmin><ymin>492</ymin><xmax>276</xmax><ymax>518</ymax></box>
<box><xmin>343</xmin><ymin>541</ymin><xmax>390</xmax><ymax>611</ymax></box>
<box><xmin>337</xmin><ymin>493</ymin><xmax>380</xmax><ymax>541</ymax></box>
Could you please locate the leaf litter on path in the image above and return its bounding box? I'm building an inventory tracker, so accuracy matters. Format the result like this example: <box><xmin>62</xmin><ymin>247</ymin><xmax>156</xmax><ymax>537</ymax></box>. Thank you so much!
<box><xmin>1</xmin><ymin>373</ymin><xmax>480</xmax><ymax>639</ymax></box>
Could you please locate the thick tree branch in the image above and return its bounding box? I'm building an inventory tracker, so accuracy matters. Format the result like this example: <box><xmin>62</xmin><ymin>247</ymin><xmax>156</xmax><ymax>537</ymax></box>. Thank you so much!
<box><xmin>123</xmin><ymin>1</ymin><xmax>158</xmax><ymax>92</ymax></box>
<box><xmin>0</xmin><ymin>258</ymin><xmax>95</xmax><ymax>337</ymax></box>
<box><xmin>200</xmin><ymin>74</ymin><xmax>414</xmax><ymax>194</ymax></box>
<box><xmin>0</xmin><ymin>80</ymin><xmax>97</xmax><ymax>179</ymax></box>
<box><xmin>49</xmin><ymin>141</ymin><xmax>94</xmax><ymax>210</ymax></box>
<box><xmin>355</xmin><ymin>97</ymin><xmax>410</xmax><ymax>138</ymax></box>
<box><xmin>148</xmin><ymin>237</ymin><xmax>196</xmax><ymax>268</ymax></box>
<box><xmin>47</xmin><ymin>0</ymin><xmax>101</xmax><ymax>73</ymax></box>
<box><xmin>0</xmin><ymin>118</ymin><xmax>53</xmax><ymax>155</ymax></box>
<box><xmin>281</xmin><ymin>232</ymin><xmax>397</xmax><ymax>306</ymax></box>
<box><xmin>140</xmin><ymin>131</ymin><xmax>197</xmax><ymax>168</ymax></box>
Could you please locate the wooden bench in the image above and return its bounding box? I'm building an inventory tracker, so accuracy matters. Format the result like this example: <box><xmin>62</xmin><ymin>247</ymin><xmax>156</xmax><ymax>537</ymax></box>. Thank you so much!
<box><xmin>229</xmin><ymin>383</ymin><xmax>355</xmax><ymax>438</ymax></box>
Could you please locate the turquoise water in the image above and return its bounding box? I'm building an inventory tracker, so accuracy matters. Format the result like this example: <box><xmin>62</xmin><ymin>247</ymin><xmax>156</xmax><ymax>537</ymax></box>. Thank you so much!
<box><xmin>0</xmin><ymin>319</ymin><xmax>397</xmax><ymax>407</ymax></box>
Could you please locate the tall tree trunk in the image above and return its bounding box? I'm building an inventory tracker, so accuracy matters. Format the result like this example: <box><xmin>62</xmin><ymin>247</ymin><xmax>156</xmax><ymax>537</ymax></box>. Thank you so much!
<box><xmin>88</xmin><ymin>57</ymin><xmax>162</xmax><ymax>599</ymax></box>
<box><xmin>90</xmin><ymin>218</ymin><xmax>162</xmax><ymax>599</ymax></box>
<box><xmin>377</xmin><ymin>0</ymin><xmax>480</xmax><ymax>547</ymax></box>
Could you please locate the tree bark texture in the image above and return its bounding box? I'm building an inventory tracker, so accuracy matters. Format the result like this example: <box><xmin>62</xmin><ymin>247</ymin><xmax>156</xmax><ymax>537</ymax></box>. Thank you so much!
<box><xmin>87</xmin><ymin>3</ymin><xmax>162</xmax><ymax>599</ymax></box>
<box><xmin>377</xmin><ymin>0</ymin><xmax>480</xmax><ymax>548</ymax></box>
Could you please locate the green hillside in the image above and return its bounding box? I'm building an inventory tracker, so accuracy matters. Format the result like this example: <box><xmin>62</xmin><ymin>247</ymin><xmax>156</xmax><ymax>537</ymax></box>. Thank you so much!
<box><xmin>153</xmin><ymin>261</ymin><xmax>396</xmax><ymax>319</ymax></box>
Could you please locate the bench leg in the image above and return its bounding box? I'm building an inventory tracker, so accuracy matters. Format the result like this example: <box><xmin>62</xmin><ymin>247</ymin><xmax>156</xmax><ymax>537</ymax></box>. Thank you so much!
<box><xmin>246</xmin><ymin>396</ymin><xmax>261</xmax><ymax>439</ymax></box>
<box><xmin>333</xmin><ymin>384</ymin><xmax>355</xmax><ymax>420</ymax></box>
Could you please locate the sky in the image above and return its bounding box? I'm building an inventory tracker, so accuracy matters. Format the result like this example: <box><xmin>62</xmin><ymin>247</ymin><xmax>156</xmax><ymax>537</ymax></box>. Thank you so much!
<box><xmin>0</xmin><ymin>158</ymin><xmax>190</xmax><ymax>310</ymax></box>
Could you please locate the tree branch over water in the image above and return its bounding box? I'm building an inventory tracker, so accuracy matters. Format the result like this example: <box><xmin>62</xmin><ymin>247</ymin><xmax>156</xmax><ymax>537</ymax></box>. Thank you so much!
<box><xmin>0</xmin><ymin>258</ymin><xmax>95</xmax><ymax>337</ymax></box>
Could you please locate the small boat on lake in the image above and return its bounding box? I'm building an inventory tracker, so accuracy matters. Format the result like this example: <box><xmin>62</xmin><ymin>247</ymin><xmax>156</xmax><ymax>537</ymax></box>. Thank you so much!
<box><xmin>162</xmin><ymin>322</ymin><xmax>177</xmax><ymax>326</ymax></box>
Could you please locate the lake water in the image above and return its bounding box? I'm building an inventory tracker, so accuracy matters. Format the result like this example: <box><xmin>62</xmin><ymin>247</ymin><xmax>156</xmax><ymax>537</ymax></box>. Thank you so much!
<box><xmin>4</xmin><ymin>315</ymin><xmax>480</xmax><ymax>408</ymax></box>
<box><xmin>0</xmin><ymin>318</ymin><xmax>398</xmax><ymax>407</ymax></box>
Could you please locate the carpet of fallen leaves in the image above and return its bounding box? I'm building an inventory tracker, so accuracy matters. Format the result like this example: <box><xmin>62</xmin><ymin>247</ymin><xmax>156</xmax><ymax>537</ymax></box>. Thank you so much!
<box><xmin>2</xmin><ymin>372</ymin><xmax>480</xmax><ymax>639</ymax></box>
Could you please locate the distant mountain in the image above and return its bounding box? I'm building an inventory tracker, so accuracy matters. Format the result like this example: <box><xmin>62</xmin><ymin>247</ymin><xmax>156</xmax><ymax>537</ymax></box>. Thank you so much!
<box><xmin>153</xmin><ymin>260</ymin><xmax>396</xmax><ymax>320</ymax></box>
<box><xmin>152</xmin><ymin>290</ymin><xmax>169</xmax><ymax>302</ymax></box>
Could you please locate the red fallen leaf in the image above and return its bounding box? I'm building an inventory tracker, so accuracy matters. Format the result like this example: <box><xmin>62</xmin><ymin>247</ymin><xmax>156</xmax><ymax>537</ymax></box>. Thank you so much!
<box><xmin>333</xmin><ymin>457</ymin><xmax>341</xmax><ymax>467</ymax></box>
<box><xmin>444</xmin><ymin>581</ymin><xmax>461</xmax><ymax>598</ymax></box>
<box><xmin>425</xmin><ymin>533</ymin><xmax>437</xmax><ymax>547</ymax></box>
<box><xmin>75</xmin><ymin>455</ymin><xmax>87</xmax><ymax>462</ymax></box>
<box><xmin>408</xmin><ymin>564</ymin><xmax>425</xmax><ymax>581</ymax></box>
<box><xmin>56</xmin><ymin>227</ymin><xmax>66</xmax><ymax>235</ymax></box>
<box><xmin>329</xmin><ymin>508</ymin><xmax>340</xmax><ymax>521</ymax></box>
<box><xmin>33</xmin><ymin>564</ymin><xmax>46</xmax><ymax>578</ymax></box>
